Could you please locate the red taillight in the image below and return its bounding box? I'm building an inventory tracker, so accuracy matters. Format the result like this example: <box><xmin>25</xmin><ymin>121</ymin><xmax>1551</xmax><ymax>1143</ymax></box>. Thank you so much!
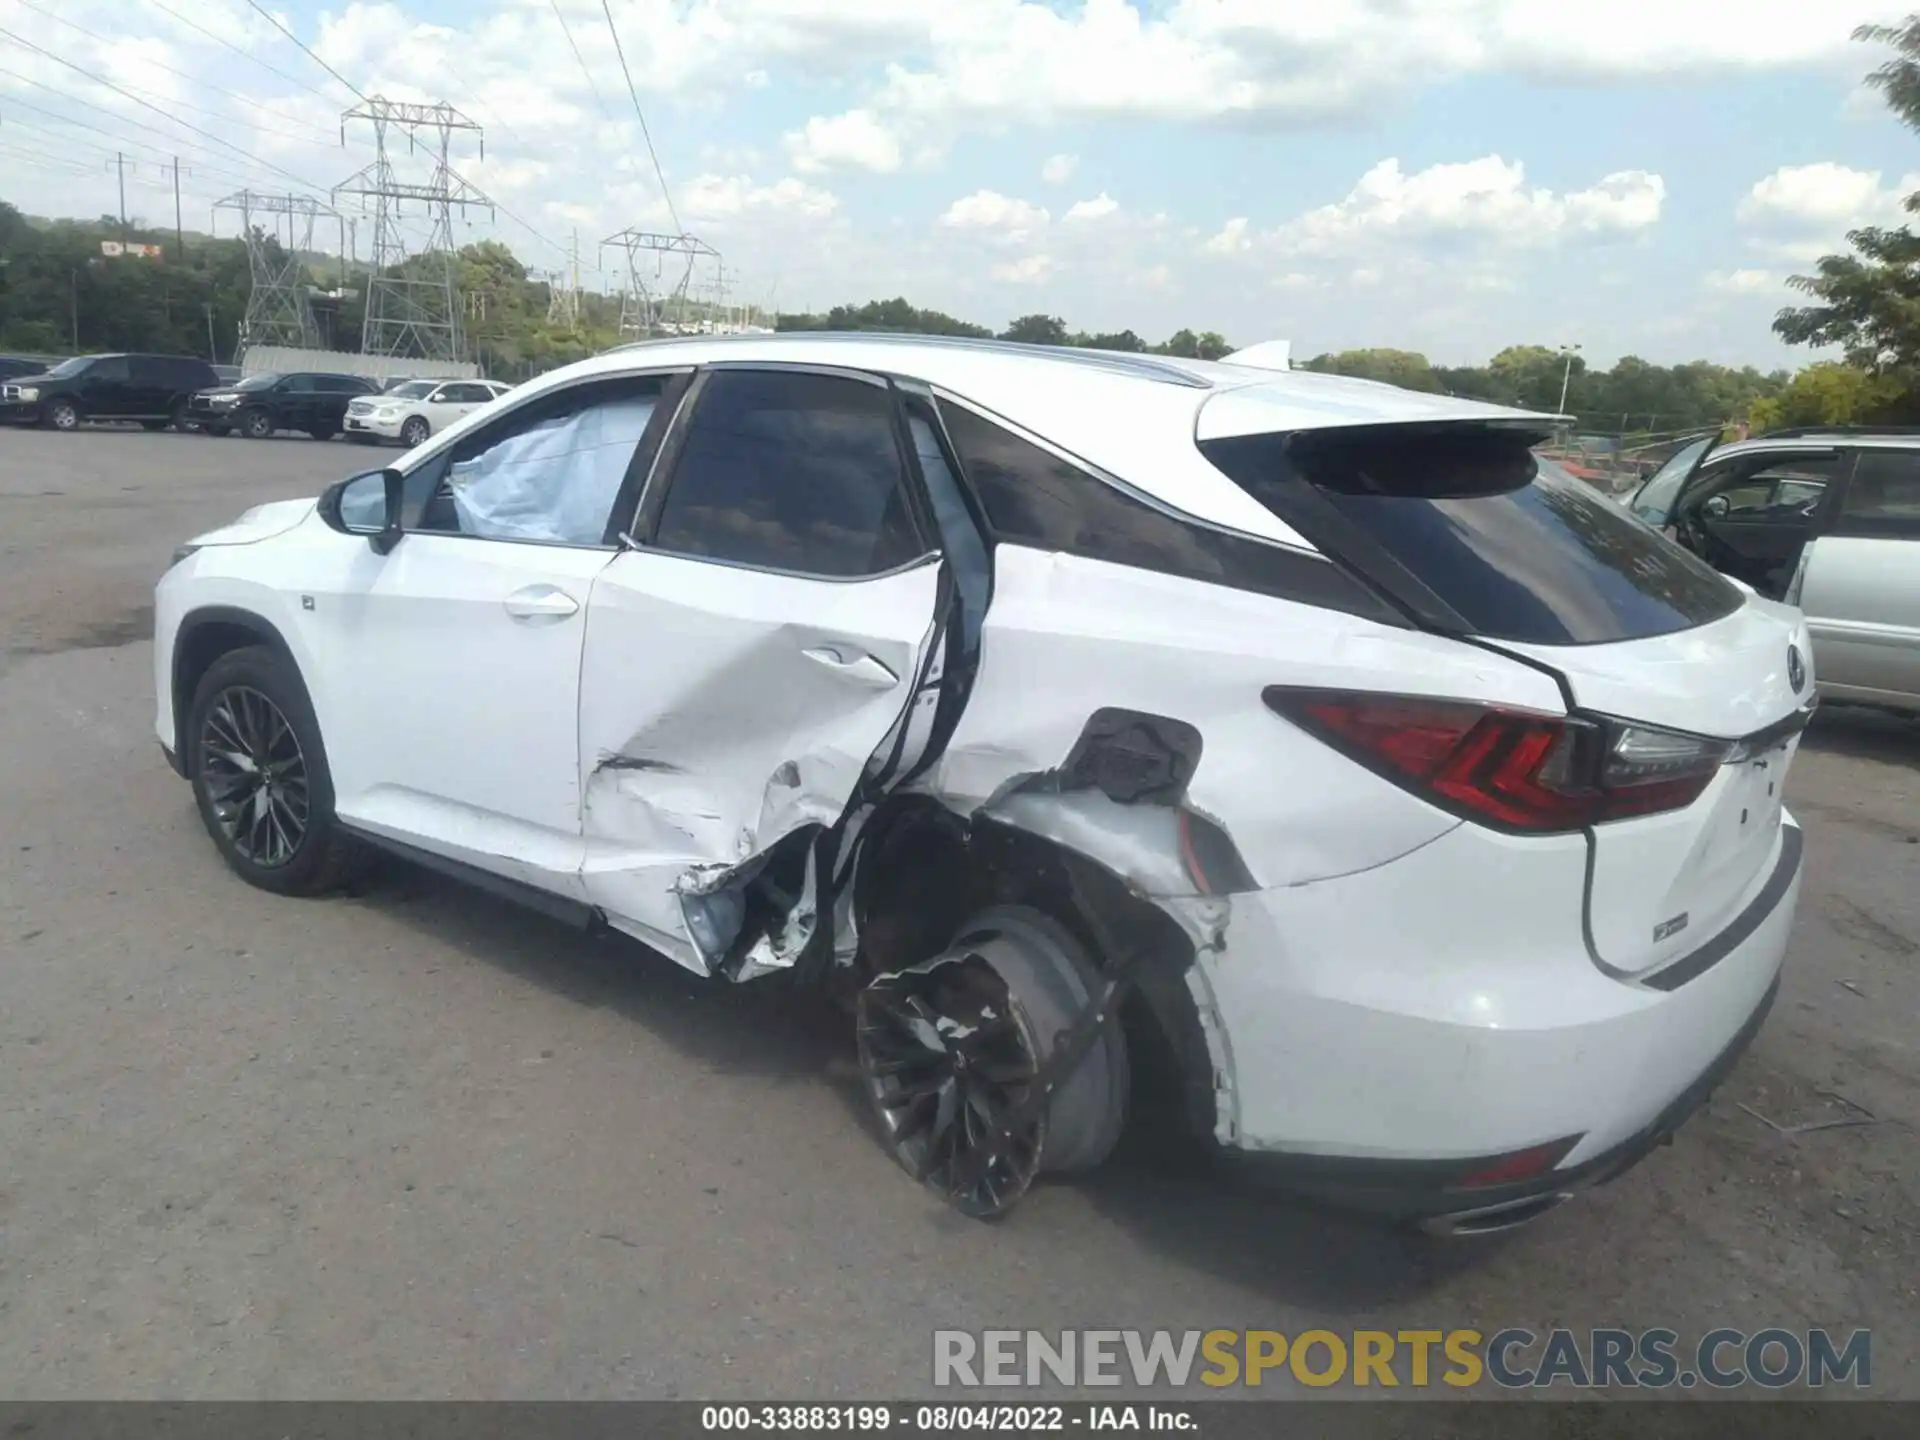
<box><xmin>1265</xmin><ymin>688</ymin><xmax>1730</xmax><ymax>834</ymax></box>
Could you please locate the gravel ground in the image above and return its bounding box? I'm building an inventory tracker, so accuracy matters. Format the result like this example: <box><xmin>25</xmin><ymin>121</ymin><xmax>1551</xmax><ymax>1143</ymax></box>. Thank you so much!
<box><xmin>1</xmin><ymin>425</ymin><xmax>1916</xmax><ymax>1403</ymax></box>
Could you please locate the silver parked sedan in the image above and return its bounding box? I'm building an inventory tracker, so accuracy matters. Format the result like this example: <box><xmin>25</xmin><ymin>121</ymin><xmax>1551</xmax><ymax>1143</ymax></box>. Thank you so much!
<box><xmin>1628</xmin><ymin>429</ymin><xmax>1920</xmax><ymax>716</ymax></box>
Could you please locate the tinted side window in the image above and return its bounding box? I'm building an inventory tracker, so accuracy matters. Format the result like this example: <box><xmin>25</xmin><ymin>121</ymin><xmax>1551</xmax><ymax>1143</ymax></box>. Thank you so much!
<box><xmin>650</xmin><ymin>370</ymin><xmax>926</xmax><ymax>578</ymax></box>
<box><xmin>88</xmin><ymin>356</ymin><xmax>130</xmax><ymax>382</ymax></box>
<box><xmin>1703</xmin><ymin>454</ymin><xmax>1837</xmax><ymax>517</ymax></box>
<box><xmin>1836</xmin><ymin>451</ymin><xmax>1920</xmax><ymax>539</ymax></box>
<box><xmin>940</xmin><ymin>402</ymin><xmax>1397</xmax><ymax>619</ymax></box>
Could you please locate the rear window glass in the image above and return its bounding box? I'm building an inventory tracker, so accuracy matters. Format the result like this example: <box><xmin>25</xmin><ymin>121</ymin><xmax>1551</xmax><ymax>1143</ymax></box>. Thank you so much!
<box><xmin>1207</xmin><ymin>426</ymin><xmax>1741</xmax><ymax>645</ymax></box>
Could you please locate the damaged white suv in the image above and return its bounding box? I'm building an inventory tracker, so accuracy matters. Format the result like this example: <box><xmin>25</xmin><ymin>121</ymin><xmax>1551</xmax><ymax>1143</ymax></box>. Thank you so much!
<box><xmin>156</xmin><ymin>334</ymin><xmax>1812</xmax><ymax>1231</ymax></box>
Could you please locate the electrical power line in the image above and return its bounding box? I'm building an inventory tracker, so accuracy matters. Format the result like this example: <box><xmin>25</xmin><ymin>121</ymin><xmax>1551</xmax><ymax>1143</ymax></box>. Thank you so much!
<box><xmin>12</xmin><ymin>0</ymin><xmax>340</xmax><ymax>146</ymax></box>
<box><xmin>549</xmin><ymin>0</ymin><xmax>610</xmax><ymax>119</ymax></box>
<box><xmin>601</xmin><ymin>0</ymin><xmax>680</xmax><ymax>235</ymax></box>
<box><xmin>0</xmin><ymin>76</ymin><xmax>266</xmax><ymax>191</ymax></box>
<box><xmin>141</xmin><ymin>0</ymin><xmax>338</xmax><ymax>105</ymax></box>
<box><xmin>0</xmin><ymin>27</ymin><xmax>326</xmax><ymax>192</ymax></box>
<box><xmin>237</xmin><ymin>0</ymin><xmax>366</xmax><ymax>102</ymax></box>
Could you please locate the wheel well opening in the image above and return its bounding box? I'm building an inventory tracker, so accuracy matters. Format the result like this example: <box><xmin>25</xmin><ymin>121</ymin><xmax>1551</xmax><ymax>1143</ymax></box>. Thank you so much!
<box><xmin>852</xmin><ymin>796</ymin><xmax>1218</xmax><ymax>1152</ymax></box>
<box><xmin>173</xmin><ymin>615</ymin><xmax>286</xmax><ymax>739</ymax></box>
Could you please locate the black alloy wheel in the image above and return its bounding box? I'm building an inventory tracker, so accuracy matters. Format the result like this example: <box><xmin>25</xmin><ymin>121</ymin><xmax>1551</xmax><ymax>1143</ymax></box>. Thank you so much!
<box><xmin>197</xmin><ymin>684</ymin><xmax>310</xmax><ymax>868</ymax></box>
<box><xmin>857</xmin><ymin>953</ymin><xmax>1047</xmax><ymax>1218</ymax></box>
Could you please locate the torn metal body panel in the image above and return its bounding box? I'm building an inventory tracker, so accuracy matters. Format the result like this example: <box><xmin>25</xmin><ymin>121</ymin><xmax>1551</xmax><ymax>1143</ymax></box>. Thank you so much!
<box><xmin>575</xmin><ymin>551</ymin><xmax>946</xmax><ymax>973</ymax></box>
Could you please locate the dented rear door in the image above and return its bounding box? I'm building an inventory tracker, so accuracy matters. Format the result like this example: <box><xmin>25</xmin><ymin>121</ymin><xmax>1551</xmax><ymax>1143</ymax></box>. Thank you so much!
<box><xmin>576</xmin><ymin>367</ymin><xmax>944</xmax><ymax>971</ymax></box>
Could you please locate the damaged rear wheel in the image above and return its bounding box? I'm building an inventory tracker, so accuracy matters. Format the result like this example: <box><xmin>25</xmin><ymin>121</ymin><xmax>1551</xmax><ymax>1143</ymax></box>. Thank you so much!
<box><xmin>856</xmin><ymin>905</ymin><xmax>1129</xmax><ymax>1218</ymax></box>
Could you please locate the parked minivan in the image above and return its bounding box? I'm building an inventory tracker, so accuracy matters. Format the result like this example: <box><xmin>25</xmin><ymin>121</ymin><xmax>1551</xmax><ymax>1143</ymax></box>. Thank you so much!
<box><xmin>1629</xmin><ymin>428</ymin><xmax>1920</xmax><ymax>716</ymax></box>
<box><xmin>0</xmin><ymin>352</ymin><xmax>219</xmax><ymax>431</ymax></box>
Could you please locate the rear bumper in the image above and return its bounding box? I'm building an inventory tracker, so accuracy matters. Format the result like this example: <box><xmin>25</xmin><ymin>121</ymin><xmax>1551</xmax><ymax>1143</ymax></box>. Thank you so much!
<box><xmin>1183</xmin><ymin>815</ymin><xmax>1800</xmax><ymax>1222</ymax></box>
<box><xmin>1218</xmin><ymin>973</ymin><xmax>1780</xmax><ymax>1227</ymax></box>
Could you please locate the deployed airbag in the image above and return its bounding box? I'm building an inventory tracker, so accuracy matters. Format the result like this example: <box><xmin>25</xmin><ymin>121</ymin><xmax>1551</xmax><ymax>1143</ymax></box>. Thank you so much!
<box><xmin>450</xmin><ymin>396</ymin><xmax>656</xmax><ymax>544</ymax></box>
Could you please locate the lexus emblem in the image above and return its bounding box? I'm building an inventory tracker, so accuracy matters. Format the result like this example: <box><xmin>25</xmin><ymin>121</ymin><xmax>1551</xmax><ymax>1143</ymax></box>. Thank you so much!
<box><xmin>1788</xmin><ymin>644</ymin><xmax>1806</xmax><ymax>693</ymax></box>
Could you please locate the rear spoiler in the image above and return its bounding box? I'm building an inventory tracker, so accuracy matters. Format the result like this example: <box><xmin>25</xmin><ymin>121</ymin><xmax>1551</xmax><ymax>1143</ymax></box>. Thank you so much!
<box><xmin>1222</xmin><ymin>340</ymin><xmax>1292</xmax><ymax>372</ymax></box>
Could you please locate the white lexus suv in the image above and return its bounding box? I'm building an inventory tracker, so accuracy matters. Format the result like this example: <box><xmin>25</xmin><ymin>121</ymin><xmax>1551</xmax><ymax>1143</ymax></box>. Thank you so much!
<box><xmin>155</xmin><ymin>334</ymin><xmax>1812</xmax><ymax>1231</ymax></box>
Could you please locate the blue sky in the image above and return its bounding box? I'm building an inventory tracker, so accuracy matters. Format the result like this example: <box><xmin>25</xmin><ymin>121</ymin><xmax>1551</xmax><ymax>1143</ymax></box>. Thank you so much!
<box><xmin>2</xmin><ymin>1</ymin><xmax>1917</xmax><ymax>366</ymax></box>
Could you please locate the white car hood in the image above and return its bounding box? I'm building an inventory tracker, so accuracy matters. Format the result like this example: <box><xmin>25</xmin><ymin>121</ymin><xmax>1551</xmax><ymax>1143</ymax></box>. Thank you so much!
<box><xmin>188</xmin><ymin>497</ymin><xmax>316</xmax><ymax>547</ymax></box>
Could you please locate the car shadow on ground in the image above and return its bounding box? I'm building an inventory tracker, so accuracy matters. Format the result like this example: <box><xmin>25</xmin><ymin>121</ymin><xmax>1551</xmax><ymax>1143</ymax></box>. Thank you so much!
<box><xmin>342</xmin><ymin>856</ymin><xmax>1491</xmax><ymax>1313</ymax></box>
<box><xmin>1800</xmin><ymin>704</ymin><xmax>1918</xmax><ymax>765</ymax></box>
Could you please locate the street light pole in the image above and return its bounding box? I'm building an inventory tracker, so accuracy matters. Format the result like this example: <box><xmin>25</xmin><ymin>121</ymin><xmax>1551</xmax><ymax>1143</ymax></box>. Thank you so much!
<box><xmin>1557</xmin><ymin>343</ymin><xmax>1583</xmax><ymax>415</ymax></box>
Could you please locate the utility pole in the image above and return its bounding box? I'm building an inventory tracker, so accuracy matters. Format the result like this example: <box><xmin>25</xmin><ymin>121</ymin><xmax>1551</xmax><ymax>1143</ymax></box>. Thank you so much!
<box><xmin>70</xmin><ymin>268</ymin><xmax>79</xmax><ymax>349</ymax></box>
<box><xmin>116</xmin><ymin>152</ymin><xmax>127</xmax><ymax>231</ymax></box>
<box><xmin>1557</xmin><ymin>342</ymin><xmax>1583</xmax><ymax>416</ymax></box>
<box><xmin>172</xmin><ymin>157</ymin><xmax>184</xmax><ymax>258</ymax></box>
<box><xmin>203</xmin><ymin>301</ymin><xmax>216</xmax><ymax>362</ymax></box>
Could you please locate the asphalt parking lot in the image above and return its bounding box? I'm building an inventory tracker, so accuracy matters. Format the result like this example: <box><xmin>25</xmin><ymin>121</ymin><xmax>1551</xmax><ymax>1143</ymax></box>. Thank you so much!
<box><xmin>2</xmin><ymin>425</ymin><xmax>1917</xmax><ymax>1403</ymax></box>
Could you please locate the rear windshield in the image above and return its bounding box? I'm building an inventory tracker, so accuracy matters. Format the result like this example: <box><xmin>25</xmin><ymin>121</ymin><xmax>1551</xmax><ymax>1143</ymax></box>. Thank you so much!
<box><xmin>1204</xmin><ymin>426</ymin><xmax>1741</xmax><ymax>645</ymax></box>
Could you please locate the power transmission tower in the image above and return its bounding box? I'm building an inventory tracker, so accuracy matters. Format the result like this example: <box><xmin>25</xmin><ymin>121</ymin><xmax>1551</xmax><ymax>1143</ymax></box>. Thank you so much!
<box><xmin>333</xmin><ymin>97</ymin><xmax>492</xmax><ymax>362</ymax></box>
<box><xmin>601</xmin><ymin>229</ymin><xmax>720</xmax><ymax>339</ymax></box>
<box><xmin>544</xmin><ymin>234</ymin><xmax>583</xmax><ymax>332</ymax></box>
<box><xmin>544</xmin><ymin>267</ymin><xmax>580</xmax><ymax>330</ymax></box>
<box><xmin>213</xmin><ymin>190</ymin><xmax>338</xmax><ymax>354</ymax></box>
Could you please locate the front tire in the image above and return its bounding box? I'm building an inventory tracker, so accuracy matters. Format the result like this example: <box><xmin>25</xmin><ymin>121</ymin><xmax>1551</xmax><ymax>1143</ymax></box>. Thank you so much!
<box><xmin>400</xmin><ymin>416</ymin><xmax>430</xmax><ymax>448</ymax></box>
<box><xmin>240</xmin><ymin>407</ymin><xmax>274</xmax><ymax>439</ymax></box>
<box><xmin>186</xmin><ymin>645</ymin><xmax>364</xmax><ymax>896</ymax></box>
<box><xmin>42</xmin><ymin>398</ymin><xmax>80</xmax><ymax>431</ymax></box>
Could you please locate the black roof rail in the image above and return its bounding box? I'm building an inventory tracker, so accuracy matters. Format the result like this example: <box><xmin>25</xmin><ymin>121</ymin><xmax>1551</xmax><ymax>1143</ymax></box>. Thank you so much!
<box><xmin>1761</xmin><ymin>425</ymin><xmax>1920</xmax><ymax>440</ymax></box>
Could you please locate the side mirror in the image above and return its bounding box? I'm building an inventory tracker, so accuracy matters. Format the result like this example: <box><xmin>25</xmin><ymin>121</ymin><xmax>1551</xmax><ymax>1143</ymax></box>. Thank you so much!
<box><xmin>1701</xmin><ymin>494</ymin><xmax>1731</xmax><ymax>520</ymax></box>
<box><xmin>318</xmin><ymin>468</ymin><xmax>405</xmax><ymax>554</ymax></box>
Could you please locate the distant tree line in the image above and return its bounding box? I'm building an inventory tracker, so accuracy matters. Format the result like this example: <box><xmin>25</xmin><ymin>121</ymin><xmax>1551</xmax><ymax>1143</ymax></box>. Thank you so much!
<box><xmin>774</xmin><ymin>298</ymin><xmax>1233</xmax><ymax>360</ymax></box>
<box><xmin>6</xmin><ymin>186</ymin><xmax>1912</xmax><ymax>438</ymax></box>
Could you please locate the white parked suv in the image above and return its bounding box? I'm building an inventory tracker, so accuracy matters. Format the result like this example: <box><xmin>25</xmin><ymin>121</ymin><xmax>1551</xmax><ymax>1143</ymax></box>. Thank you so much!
<box><xmin>155</xmin><ymin>335</ymin><xmax>1811</xmax><ymax>1230</ymax></box>
<box><xmin>345</xmin><ymin>378</ymin><xmax>512</xmax><ymax>447</ymax></box>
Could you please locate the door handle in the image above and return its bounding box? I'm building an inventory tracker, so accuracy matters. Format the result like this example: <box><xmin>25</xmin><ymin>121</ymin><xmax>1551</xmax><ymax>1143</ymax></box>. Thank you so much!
<box><xmin>802</xmin><ymin>644</ymin><xmax>899</xmax><ymax>688</ymax></box>
<box><xmin>504</xmin><ymin>585</ymin><xmax>579</xmax><ymax>620</ymax></box>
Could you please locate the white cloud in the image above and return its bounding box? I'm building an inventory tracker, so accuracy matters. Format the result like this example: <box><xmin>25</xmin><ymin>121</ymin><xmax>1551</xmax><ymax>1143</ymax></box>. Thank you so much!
<box><xmin>1257</xmin><ymin>157</ymin><xmax>1664</xmax><ymax>257</ymax></box>
<box><xmin>1204</xmin><ymin>217</ymin><xmax>1253</xmax><ymax>254</ymax></box>
<box><xmin>783</xmin><ymin>109</ymin><xmax>904</xmax><ymax>174</ymax></box>
<box><xmin>1064</xmin><ymin>193</ymin><xmax>1120</xmax><ymax>222</ymax></box>
<box><xmin>991</xmin><ymin>253</ymin><xmax>1056</xmax><ymax>283</ymax></box>
<box><xmin>1738</xmin><ymin>162</ymin><xmax>1915</xmax><ymax>228</ymax></box>
<box><xmin>681</xmin><ymin>174</ymin><xmax>840</xmax><ymax>221</ymax></box>
<box><xmin>938</xmin><ymin>189</ymin><xmax>1050</xmax><ymax>243</ymax></box>
<box><xmin>1706</xmin><ymin>268</ymin><xmax>1785</xmax><ymax>294</ymax></box>
<box><xmin>851</xmin><ymin>1</ymin><xmax>1903</xmax><ymax>139</ymax></box>
<box><xmin>1041</xmin><ymin>153</ymin><xmax>1078</xmax><ymax>185</ymax></box>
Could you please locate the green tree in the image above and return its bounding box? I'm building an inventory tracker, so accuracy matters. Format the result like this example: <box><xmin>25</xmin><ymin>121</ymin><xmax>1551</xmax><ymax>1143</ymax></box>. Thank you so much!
<box><xmin>1747</xmin><ymin>362</ymin><xmax>1909</xmax><ymax>431</ymax></box>
<box><xmin>1300</xmin><ymin>348</ymin><xmax>1442</xmax><ymax>392</ymax></box>
<box><xmin>1774</xmin><ymin>17</ymin><xmax>1920</xmax><ymax>379</ymax></box>
<box><xmin>1000</xmin><ymin>313</ymin><xmax>1070</xmax><ymax>345</ymax></box>
<box><xmin>1076</xmin><ymin>329</ymin><xmax>1147</xmax><ymax>352</ymax></box>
